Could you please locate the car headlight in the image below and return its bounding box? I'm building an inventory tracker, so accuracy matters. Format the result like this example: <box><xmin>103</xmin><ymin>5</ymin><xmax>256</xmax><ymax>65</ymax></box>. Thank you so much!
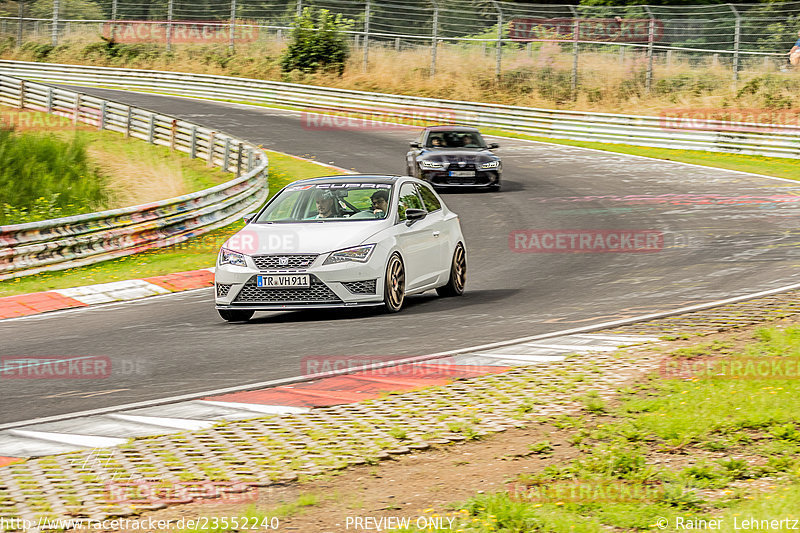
<box><xmin>480</xmin><ymin>160</ymin><xmax>500</xmax><ymax>169</ymax></box>
<box><xmin>219</xmin><ymin>248</ymin><xmax>247</xmax><ymax>267</ymax></box>
<box><xmin>323</xmin><ymin>244</ymin><xmax>376</xmax><ymax>265</ymax></box>
<box><xmin>419</xmin><ymin>160</ymin><xmax>444</xmax><ymax>170</ymax></box>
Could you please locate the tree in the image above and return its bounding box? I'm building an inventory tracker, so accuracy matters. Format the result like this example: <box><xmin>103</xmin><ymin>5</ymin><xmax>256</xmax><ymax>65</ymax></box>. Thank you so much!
<box><xmin>280</xmin><ymin>7</ymin><xmax>352</xmax><ymax>75</ymax></box>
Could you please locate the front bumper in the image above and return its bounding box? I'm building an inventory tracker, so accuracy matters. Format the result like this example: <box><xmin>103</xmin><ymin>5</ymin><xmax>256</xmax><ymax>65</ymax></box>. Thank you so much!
<box><xmin>421</xmin><ymin>169</ymin><xmax>501</xmax><ymax>187</ymax></box>
<box><xmin>214</xmin><ymin>257</ymin><xmax>385</xmax><ymax>309</ymax></box>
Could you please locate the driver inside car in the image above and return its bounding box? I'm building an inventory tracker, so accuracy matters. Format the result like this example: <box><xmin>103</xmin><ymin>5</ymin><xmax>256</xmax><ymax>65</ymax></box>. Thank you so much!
<box><xmin>314</xmin><ymin>190</ymin><xmax>339</xmax><ymax>219</ymax></box>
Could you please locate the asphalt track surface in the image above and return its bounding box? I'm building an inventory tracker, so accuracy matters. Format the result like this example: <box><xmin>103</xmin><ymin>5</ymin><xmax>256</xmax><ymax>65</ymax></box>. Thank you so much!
<box><xmin>2</xmin><ymin>87</ymin><xmax>799</xmax><ymax>424</ymax></box>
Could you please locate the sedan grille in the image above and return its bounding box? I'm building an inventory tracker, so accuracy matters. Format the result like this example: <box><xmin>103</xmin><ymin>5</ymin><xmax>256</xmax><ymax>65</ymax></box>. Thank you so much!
<box><xmin>233</xmin><ymin>275</ymin><xmax>341</xmax><ymax>304</ymax></box>
<box><xmin>253</xmin><ymin>254</ymin><xmax>317</xmax><ymax>270</ymax></box>
<box><xmin>342</xmin><ymin>279</ymin><xmax>377</xmax><ymax>294</ymax></box>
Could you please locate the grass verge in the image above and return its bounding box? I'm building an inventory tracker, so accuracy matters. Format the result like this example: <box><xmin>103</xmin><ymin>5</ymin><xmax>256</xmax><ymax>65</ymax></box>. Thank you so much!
<box><xmin>0</xmin><ymin>106</ymin><xmax>232</xmax><ymax>224</ymax></box>
<box><xmin>388</xmin><ymin>322</ymin><xmax>800</xmax><ymax>532</ymax></box>
<box><xmin>0</xmin><ymin>151</ymin><xmax>338</xmax><ymax>297</ymax></box>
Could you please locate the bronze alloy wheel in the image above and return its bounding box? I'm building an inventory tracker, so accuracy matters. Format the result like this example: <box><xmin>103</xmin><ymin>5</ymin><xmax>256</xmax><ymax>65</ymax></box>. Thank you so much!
<box><xmin>383</xmin><ymin>253</ymin><xmax>405</xmax><ymax>312</ymax></box>
<box><xmin>436</xmin><ymin>243</ymin><xmax>466</xmax><ymax>297</ymax></box>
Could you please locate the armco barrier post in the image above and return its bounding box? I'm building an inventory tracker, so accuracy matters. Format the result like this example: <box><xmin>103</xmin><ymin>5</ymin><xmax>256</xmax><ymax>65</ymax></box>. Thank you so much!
<box><xmin>18</xmin><ymin>79</ymin><xmax>25</xmax><ymax>109</ymax></box>
<box><xmin>99</xmin><ymin>101</ymin><xmax>106</xmax><ymax>130</ymax></box>
<box><xmin>236</xmin><ymin>143</ymin><xmax>243</xmax><ymax>177</ymax></box>
<box><xmin>190</xmin><ymin>126</ymin><xmax>197</xmax><ymax>158</ymax></box>
<box><xmin>125</xmin><ymin>106</ymin><xmax>132</xmax><ymax>138</ymax></box>
<box><xmin>73</xmin><ymin>93</ymin><xmax>80</xmax><ymax>125</ymax></box>
<box><xmin>46</xmin><ymin>87</ymin><xmax>53</xmax><ymax>112</ymax></box>
<box><xmin>170</xmin><ymin>119</ymin><xmax>177</xmax><ymax>150</ymax></box>
<box><xmin>223</xmin><ymin>137</ymin><xmax>231</xmax><ymax>172</ymax></box>
<box><xmin>207</xmin><ymin>132</ymin><xmax>216</xmax><ymax>167</ymax></box>
<box><xmin>148</xmin><ymin>114</ymin><xmax>155</xmax><ymax>143</ymax></box>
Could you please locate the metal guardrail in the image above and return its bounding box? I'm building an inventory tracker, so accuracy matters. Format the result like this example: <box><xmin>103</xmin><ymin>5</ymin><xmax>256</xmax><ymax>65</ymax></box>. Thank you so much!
<box><xmin>3</xmin><ymin>60</ymin><xmax>799</xmax><ymax>160</ymax></box>
<box><xmin>0</xmin><ymin>72</ymin><xmax>269</xmax><ymax>281</ymax></box>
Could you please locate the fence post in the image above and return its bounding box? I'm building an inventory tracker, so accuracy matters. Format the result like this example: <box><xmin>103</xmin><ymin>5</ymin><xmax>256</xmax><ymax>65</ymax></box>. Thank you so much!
<box><xmin>125</xmin><ymin>106</ymin><xmax>132</xmax><ymax>138</ymax></box>
<box><xmin>229</xmin><ymin>0</ymin><xmax>236</xmax><ymax>51</ymax></box>
<box><xmin>51</xmin><ymin>0</ymin><xmax>59</xmax><ymax>46</ymax></box>
<box><xmin>148</xmin><ymin>114</ymin><xmax>155</xmax><ymax>143</ymax></box>
<box><xmin>729</xmin><ymin>4</ymin><xmax>741</xmax><ymax>82</ymax></box>
<box><xmin>568</xmin><ymin>6</ymin><xmax>578</xmax><ymax>95</ymax></box>
<box><xmin>644</xmin><ymin>6</ymin><xmax>655</xmax><ymax>93</ymax></box>
<box><xmin>46</xmin><ymin>87</ymin><xmax>53</xmax><ymax>113</ymax></box>
<box><xmin>489</xmin><ymin>0</ymin><xmax>503</xmax><ymax>80</ymax></box>
<box><xmin>166</xmin><ymin>0</ymin><xmax>174</xmax><ymax>52</ymax></box>
<box><xmin>526</xmin><ymin>42</ymin><xmax>532</xmax><ymax>57</ymax></box>
<box><xmin>666</xmin><ymin>49</ymin><xmax>672</xmax><ymax>68</ymax></box>
<box><xmin>296</xmin><ymin>0</ymin><xmax>302</xmax><ymax>17</ymax></box>
<box><xmin>18</xmin><ymin>80</ymin><xmax>25</xmax><ymax>109</ymax></box>
<box><xmin>207</xmin><ymin>132</ymin><xmax>216</xmax><ymax>167</ymax></box>
<box><xmin>190</xmin><ymin>126</ymin><xmax>197</xmax><ymax>158</ymax></box>
<box><xmin>363</xmin><ymin>0</ymin><xmax>370</xmax><ymax>72</ymax></box>
<box><xmin>247</xmin><ymin>149</ymin><xmax>254</xmax><ymax>172</ymax></box>
<box><xmin>111</xmin><ymin>0</ymin><xmax>118</xmax><ymax>40</ymax></box>
<box><xmin>430</xmin><ymin>0</ymin><xmax>439</xmax><ymax>77</ymax></box>
<box><xmin>395</xmin><ymin>37</ymin><xmax>400</xmax><ymax>51</ymax></box>
<box><xmin>16</xmin><ymin>0</ymin><xmax>24</xmax><ymax>48</ymax></box>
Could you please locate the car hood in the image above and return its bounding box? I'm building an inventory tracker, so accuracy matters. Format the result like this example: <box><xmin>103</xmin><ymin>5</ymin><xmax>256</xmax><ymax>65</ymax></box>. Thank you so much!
<box><xmin>222</xmin><ymin>220</ymin><xmax>389</xmax><ymax>256</ymax></box>
<box><xmin>417</xmin><ymin>149</ymin><xmax>498</xmax><ymax>164</ymax></box>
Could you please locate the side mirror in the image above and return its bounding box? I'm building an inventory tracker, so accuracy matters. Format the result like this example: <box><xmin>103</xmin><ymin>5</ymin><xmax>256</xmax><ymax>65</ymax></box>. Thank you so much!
<box><xmin>489</xmin><ymin>143</ymin><xmax>499</xmax><ymax>149</ymax></box>
<box><xmin>405</xmin><ymin>208</ymin><xmax>427</xmax><ymax>224</ymax></box>
<box><xmin>409</xmin><ymin>142</ymin><xmax>421</xmax><ymax>148</ymax></box>
<box><xmin>242</xmin><ymin>212</ymin><xmax>257</xmax><ymax>223</ymax></box>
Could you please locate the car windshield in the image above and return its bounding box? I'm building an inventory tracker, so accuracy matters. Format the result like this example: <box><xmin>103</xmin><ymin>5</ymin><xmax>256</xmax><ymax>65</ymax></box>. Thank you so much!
<box><xmin>254</xmin><ymin>183</ymin><xmax>394</xmax><ymax>223</ymax></box>
<box><xmin>426</xmin><ymin>131</ymin><xmax>487</xmax><ymax>149</ymax></box>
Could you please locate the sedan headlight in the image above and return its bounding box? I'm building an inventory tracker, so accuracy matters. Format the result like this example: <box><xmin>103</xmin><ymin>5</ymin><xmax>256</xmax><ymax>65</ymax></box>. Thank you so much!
<box><xmin>323</xmin><ymin>244</ymin><xmax>376</xmax><ymax>265</ymax></box>
<box><xmin>419</xmin><ymin>160</ymin><xmax>445</xmax><ymax>170</ymax></box>
<box><xmin>219</xmin><ymin>248</ymin><xmax>247</xmax><ymax>267</ymax></box>
<box><xmin>480</xmin><ymin>160</ymin><xmax>500</xmax><ymax>169</ymax></box>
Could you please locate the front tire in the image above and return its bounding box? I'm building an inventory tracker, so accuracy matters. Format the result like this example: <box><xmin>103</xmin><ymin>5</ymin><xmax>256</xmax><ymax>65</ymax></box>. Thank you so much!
<box><xmin>436</xmin><ymin>243</ymin><xmax>466</xmax><ymax>297</ymax></box>
<box><xmin>218</xmin><ymin>309</ymin><xmax>254</xmax><ymax>322</ymax></box>
<box><xmin>383</xmin><ymin>253</ymin><xmax>405</xmax><ymax>313</ymax></box>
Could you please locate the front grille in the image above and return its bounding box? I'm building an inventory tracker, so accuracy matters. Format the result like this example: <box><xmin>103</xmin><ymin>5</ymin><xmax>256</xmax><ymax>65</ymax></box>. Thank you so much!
<box><xmin>253</xmin><ymin>254</ymin><xmax>318</xmax><ymax>270</ymax></box>
<box><xmin>233</xmin><ymin>275</ymin><xmax>341</xmax><ymax>304</ymax></box>
<box><xmin>342</xmin><ymin>279</ymin><xmax>377</xmax><ymax>294</ymax></box>
<box><xmin>216</xmin><ymin>283</ymin><xmax>232</xmax><ymax>297</ymax></box>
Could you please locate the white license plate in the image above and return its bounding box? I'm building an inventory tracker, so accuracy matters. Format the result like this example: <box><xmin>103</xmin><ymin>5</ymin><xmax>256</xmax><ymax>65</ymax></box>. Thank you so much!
<box><xmin>257</xmin><ymin>275</ymin><xmax>310</xmax><ymax>288</ymax></box>
<box><xmin>449</xmin><ymin>170</ymin><xmax>475</xmax><ymax>177</ymax></box>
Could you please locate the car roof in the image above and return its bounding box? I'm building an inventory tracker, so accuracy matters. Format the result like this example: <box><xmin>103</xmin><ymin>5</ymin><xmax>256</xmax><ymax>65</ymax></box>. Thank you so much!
<box><xmin>294</xmin><ymin>174</ymin><xmax>403</xmax><ymax>185</ymax></box>
<box><xmin>424</xmin><ymin>125</ymin><xmax>480</xmax><ymax>133</ymax></box>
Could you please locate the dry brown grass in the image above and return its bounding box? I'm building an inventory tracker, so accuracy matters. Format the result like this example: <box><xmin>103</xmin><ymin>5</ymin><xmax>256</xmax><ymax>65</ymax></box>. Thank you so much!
<box><xmin>85</xmin><ymin>145</ymin><xmax>188</xmax><ymax>207</ymax></box>
<box><xmin>6</xmin><ymin>29</ymin><xmax>800</xmax><ymax>117</ymax></box>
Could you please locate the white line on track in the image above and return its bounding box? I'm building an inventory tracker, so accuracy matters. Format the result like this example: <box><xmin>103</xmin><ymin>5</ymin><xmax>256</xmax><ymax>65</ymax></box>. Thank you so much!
<box><xmin>1</xmin><ymin>279</ymin><xmax>798</xmax><ymax>432</ymax></box>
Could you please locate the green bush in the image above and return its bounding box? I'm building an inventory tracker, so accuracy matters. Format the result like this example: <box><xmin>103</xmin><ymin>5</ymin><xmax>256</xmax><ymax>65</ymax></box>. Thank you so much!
<box><xmin>0</xmin><ymin>129</ymin><xmax>109</xmax><ymax>225</ymax></box>
<box><xmin>280</xmin><ymin>7</ymin><xmax>352</xmax><ymax>75</ymax></box>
